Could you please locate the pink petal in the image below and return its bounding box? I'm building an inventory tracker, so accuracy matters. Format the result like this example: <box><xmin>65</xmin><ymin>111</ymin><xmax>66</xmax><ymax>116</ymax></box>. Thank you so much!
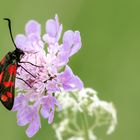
<box><xmin>46</xmin><ymin>19</ymin><xmax>57</xmax><ymax>37</ymax></box>
<box><xmin>58</xmin><ymin>65</ymin><xmax>83</xmax><ymax>90</ymax></box>
<box><xmin>41</xmin><ymin>107</ymin><xmax>49</xmax><ymax>118</ymax></box>
<box><xmin>63</xmin><ymin>30</ymin><xmax>74</xmax><ymax>47</ymax></box>
<box><xmin>70</xmin><ymin>31</ymin><xmax>82</xmax><ymax>56</ymax></box>
<box><xmin>26</xmin><ymin>112</ymin><xmax>41</xmax><ymax>137</ymax></box>
<box><xmin>48</xmin><ymin>111</ymin><xmax>54</xmax><ymax>124</ymax></box>
<box><xmin>25</xmin><ymin>20</ymin><xmax>41</xmax><ymax>36</ymax></box>
<box><xmin>15</xmin><ymin>34</ymin><xmax>29</xmax><ymax>50</ymax></box>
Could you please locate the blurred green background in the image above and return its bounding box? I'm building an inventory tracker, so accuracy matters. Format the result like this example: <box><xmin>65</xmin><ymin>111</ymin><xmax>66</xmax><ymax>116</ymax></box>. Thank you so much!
<box><xmin>0</xmin><ymin>0</ymin><xmax>140</xmax><ymax>140</ymax></box>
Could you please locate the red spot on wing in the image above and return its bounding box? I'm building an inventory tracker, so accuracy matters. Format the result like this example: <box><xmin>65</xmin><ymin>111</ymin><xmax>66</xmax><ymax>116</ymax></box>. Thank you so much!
<box><xmin>6</xmin><ymin>92</ymin><xmax>13</xmax><ymax>98</ymax></box>
<box><xmin>1</xmin><ymin>95</ymin><xmax>8</xmax><ymax>102</ymax></box>
<box><xmin>0</xmin><ymin>56</ymin><xmax>6</xmax><ymax>65</ymax></box>
<box><xmin>8</xmin><ymin>64</ymin><xmax>16</xmax><ymax>76</ymax></box>
<box><xmin>0</xmin><ymin>72</ymin><xmax>4</xmax><ymax>83</ymax></box>
<box><xmin>3</xmin><ymin>81</ymin><xmax>14</xmax><ymax>87</ymax></box>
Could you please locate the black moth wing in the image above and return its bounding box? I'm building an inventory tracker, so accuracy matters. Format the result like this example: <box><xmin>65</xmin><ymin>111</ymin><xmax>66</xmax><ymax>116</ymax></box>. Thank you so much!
<box><xmin>0</xmin><ymin>52</ymin><xmax>17</xmax><ymax>110</ymax></box>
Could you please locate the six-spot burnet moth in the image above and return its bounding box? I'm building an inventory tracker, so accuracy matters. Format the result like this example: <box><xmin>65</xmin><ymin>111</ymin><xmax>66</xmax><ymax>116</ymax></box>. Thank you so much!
<box><xmin>0</xmin><ymin>18</ymin><xmax>35</xmax><ymax>110</ymax></box>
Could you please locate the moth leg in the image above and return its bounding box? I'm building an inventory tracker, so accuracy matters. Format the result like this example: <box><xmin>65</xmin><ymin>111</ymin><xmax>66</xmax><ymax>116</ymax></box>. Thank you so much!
<box><xmin>17</xmin><ymin>64</ymin><xmax>36</xmax><ymax>78</ymax></box>
<box><xmin>19</xmin><ymin>61</ymin><xmax>43</xmax><ymax>67</ymax></box>
<box><xmin>16</xmin><ymin>77</ymin><xmax>32</xmax><ymax>88</ymax></box>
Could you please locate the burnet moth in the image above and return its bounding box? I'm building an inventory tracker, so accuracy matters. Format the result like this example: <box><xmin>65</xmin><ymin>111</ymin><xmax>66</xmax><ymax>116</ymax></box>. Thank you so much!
<box><xmin>0</xmin><ymin>18</ymin><xmax>36</xmax><ymax>110</ymax></box>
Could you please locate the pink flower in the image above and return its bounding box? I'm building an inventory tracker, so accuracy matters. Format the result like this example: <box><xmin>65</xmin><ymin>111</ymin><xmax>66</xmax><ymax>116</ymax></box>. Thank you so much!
<box><xmin>13</xmin><ymin>14</ymin><xmax>83</xmax><ymax>137</ymax></box>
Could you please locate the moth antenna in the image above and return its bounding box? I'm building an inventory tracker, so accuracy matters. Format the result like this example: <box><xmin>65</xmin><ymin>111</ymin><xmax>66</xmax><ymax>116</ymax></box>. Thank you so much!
<box><xmin>3</xmin><ymin>18</ymin><xmax>17</xmax><ymax>49</ymax></box>
<box><xmin>16</xmin><ymin>77</ymin><xmax>32</xmax><ymax>88</ymax></box>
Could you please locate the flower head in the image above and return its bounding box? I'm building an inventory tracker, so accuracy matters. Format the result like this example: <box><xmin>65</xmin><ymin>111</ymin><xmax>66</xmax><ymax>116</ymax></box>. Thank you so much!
<box><xmin>53</xmin><ymin>88</ymin><xmax>117</xmax><ymax>140</ymax></box>
<box><xmin>13</xmin><ymin>14</ymin><xmax>83</xmax><ymax>137</ymax></box>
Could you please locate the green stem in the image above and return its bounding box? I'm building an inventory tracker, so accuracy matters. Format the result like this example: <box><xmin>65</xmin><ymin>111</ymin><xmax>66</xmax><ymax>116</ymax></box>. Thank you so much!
<box><xmin>81</xmin><ymin>113</ymin><xmax>89</xmax><ymax>140</ymax></box>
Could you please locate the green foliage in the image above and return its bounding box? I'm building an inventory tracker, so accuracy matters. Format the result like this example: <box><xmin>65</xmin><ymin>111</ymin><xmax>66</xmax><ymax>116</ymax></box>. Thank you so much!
<box><xmin>0</xmin><ymin>0</ymin><xmax>139</xmax><ymax>140</ymax></box>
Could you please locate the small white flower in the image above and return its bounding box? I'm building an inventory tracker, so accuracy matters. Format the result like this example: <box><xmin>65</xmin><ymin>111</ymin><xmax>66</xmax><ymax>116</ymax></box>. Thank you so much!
<box><xmin>53</xmin><ymin>88</ymin><xmax>117</xmax><ymax>140</ymax></box>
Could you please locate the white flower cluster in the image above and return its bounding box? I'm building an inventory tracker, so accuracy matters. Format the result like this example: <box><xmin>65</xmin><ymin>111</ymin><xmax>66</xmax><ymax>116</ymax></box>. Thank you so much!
<box><xmin>53</xmin><ymin>88</ymin><xmax>117</xmax><ymax>140</ymax></box>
